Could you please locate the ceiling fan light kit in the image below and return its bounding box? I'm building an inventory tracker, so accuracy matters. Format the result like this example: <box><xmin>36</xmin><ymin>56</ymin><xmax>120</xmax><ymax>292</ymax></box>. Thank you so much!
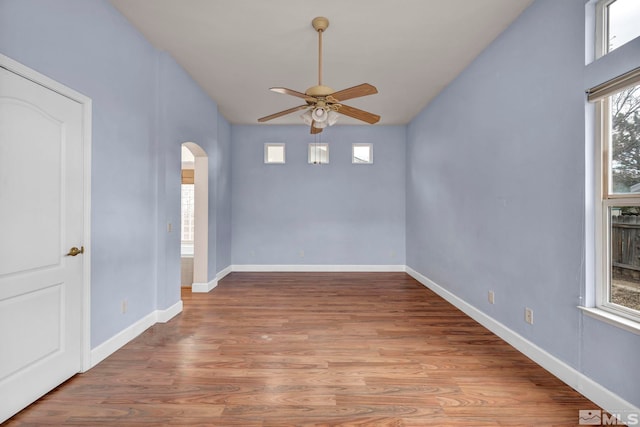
<box><xmin>258</xmin><ymin>16</ymin><xmax>380</xmax><ymax>134</ymax></box>
<box><xmin>311</xmin><ymin>106</ymin><xmax>327</xmax><ymax>122</ymax></box>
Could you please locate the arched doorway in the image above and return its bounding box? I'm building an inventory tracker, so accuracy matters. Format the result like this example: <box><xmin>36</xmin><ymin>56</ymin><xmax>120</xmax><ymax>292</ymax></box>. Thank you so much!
<box><xmin>181</xmin><ymin>143</ymin><xmax>209</xmax><ymax>292</ymax></box>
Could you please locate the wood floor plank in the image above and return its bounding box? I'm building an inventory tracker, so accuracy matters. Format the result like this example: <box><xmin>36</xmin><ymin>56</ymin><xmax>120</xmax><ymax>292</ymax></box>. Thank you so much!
<box><xmin>5</xmin><ymin>272</ymin><xmax>602</xmax><ymax>426</ymax></box>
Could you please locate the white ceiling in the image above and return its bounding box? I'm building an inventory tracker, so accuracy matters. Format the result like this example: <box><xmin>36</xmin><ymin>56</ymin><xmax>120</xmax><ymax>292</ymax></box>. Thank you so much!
<box><xmin>109</xmin><ymin>0</ymin><xmax>533</xmax><ymax>126</ymax></box>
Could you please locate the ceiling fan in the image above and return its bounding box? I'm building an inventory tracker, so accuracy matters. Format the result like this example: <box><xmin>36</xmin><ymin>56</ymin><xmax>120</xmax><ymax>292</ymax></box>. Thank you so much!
<box><xmin>258</xmin><ymin>16</ymin><xmax>380</xmax><ymax>134</ymax></box>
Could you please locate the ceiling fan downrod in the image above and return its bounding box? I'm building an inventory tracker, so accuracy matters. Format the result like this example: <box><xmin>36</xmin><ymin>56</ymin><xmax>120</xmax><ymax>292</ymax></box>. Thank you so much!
<box><xmin>312</xmin><ymin>17</ymin><xmax>329</xmax><ymax>87</ymax></box>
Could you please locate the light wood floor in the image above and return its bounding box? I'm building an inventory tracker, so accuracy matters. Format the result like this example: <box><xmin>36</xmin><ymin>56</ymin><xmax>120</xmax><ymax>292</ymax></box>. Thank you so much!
<box><xmin>7</xmin><ymin>272</ymin><xmax>600</xmax><ymax>426</ymax></box>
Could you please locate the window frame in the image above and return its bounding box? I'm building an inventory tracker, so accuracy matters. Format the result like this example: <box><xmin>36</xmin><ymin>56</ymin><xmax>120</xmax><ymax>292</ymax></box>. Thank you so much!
<box><xmin>593</xmin><ymin>80</ymin><xmax>640</xmax><ymax>326</ymax></box>
<box><xmin>308</xmin><ymin>142</ymin><xmax>329</xmax><ymax>165</ymax></box>
<box><xmin>595</xmin><ymin>0</ymin><xmax>640</xmax><ymax>58</ymax></box>
<box><xmin>264</xmin><ymin>143</ymin><xmax>286</xmax><ymax>164</ymax></box>
<box><xmin>352</xmin><ymin>143</ymin><xmax>373</xmax><ymax>164</ymax></box>
<box><xmin>595</xmin><ymin>0</ymin><xmax>612</xmax><ymax>59</ymax></box>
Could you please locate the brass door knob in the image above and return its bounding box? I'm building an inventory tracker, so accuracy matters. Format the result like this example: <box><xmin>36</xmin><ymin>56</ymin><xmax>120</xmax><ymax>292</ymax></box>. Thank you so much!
<box><xmin>66</xmin><ymin>246</ymin><xmax>84</xmax><ymax>256</ymax></box>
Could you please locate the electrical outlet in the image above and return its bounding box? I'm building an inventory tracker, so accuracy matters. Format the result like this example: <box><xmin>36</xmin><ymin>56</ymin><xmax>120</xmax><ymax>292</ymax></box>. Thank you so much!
<box><xmin>167</xmin><ymin>222</ymin><xmax>172</xmax><ymax>233</ymax></box>
<box><xmin>488</xmin><ymin>291</ymin><xmax>495</xmax><ymax>304</ymax></box>
<box><xmin>525</xmin><ymin>307</ymin><xmax>533</xmax><ymax>324</ymax></box>
<box><xmin>121</xmin><ymin>299</ymin><xmax>127</xmax><ymax>314</ymax></box>
<box><xmin>299</xmin><ymin>250</ymin><xmax>304</xmax><ymax>258</ymax></box>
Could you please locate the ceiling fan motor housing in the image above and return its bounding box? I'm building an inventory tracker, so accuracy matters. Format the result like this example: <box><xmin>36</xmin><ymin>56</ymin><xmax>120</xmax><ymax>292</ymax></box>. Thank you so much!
<box><xmin>305</xmin><ymin>85</ymin><xmax>334</xmax><ymax>97</ymax></box>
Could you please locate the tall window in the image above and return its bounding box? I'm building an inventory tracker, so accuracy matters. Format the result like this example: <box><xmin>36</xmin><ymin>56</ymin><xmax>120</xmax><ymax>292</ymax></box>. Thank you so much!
<box><xmin>181</xmin><ymin>184</ymin><xmax>195</xmax><ymax>250</ymax></box>
<box><xmin>596</xmin><ymin>0</ymin><xmax>640</xmax><ymax>57</ymax></box>
<box><xmin>181</xmin><ymin>146</ymin><xmax>195</xmax><ymax>256</ymax></box>
<box><xmin>592</xmin><ymin>75</ymin><xmax>640</xmax><ymax>322</ymax></box>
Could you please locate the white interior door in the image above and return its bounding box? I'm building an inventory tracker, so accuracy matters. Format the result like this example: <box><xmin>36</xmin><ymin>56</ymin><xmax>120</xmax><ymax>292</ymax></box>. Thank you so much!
<box><xmin>0</xmin><ymin>65</ymin><xmax>85</xmax><ymax>422</ymax></box>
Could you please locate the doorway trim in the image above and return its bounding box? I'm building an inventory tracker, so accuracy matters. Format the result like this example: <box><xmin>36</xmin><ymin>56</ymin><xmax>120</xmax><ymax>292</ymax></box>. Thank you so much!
<box><xmin>0</xmin><ymin>53</ymin><xmax>92</xmax><ymax>371</ymax></box>
<box><xmin>182</xmin><ymin>142</ymin><xmax>210</xmax><ymax>292</ymax></box>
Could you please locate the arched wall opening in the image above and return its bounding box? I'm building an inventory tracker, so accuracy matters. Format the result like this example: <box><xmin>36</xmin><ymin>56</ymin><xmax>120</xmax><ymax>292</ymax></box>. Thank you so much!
<box><xmin>181</xmin><ymin>142</ymin><xmax>208</xmax><ymax>292</ymax></box>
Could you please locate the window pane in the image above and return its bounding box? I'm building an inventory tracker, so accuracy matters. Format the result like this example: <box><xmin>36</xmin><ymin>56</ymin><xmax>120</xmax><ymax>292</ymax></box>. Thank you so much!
<box><xmin>181</xmin><ymin>184</ymin><xmax>194</xmax><ymax>256</ymax></box>
<box><xmin>308</xmin><ymin>143</ymin><xmax>329</xmax><ymax>164</ymax></box>
<box><xmin>607</xmin><ymin>0</ymin><xmax>640</xmax><ymax>53</ymax></box>
<box><xmin>265</xmin><ymin>144</ymin><xmax>285</xmax><ymax>164</ymax></box>
<box><xmin>609</xmin><ymin>207</ymin><xmax>640</xmax><ymax>313</ymax></box>
<box><xmin>353</xmin><ymin>144</ymin><xmax>372</xmax><ymax>164</ymax></box>
<box><xmin>609</xmin><ymin>84</ymin><xmax>640</xmax><ymax>194</ymax></box>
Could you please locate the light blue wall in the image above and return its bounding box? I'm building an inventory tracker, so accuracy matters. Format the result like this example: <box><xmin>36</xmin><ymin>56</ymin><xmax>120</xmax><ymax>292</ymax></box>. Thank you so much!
<box><xmin>0</xmin><ymin>0</ymin><xmax>229</xmax><ymax>347</ymax></box>
<box><xmin>407</xmin><ymin>0</ymin><xmax>640</xmax><ymax>407</ymax></box>
<box><xmin>2</xmin><ymin>0</ymin><xmax>637</xmax><ymax>409</ymax></box>
<box><xmin>232</xmin><ymin>125</ymin><xmax>406</xmax><ymax>266</ymax></box>
<box><xmin>156</xmin><ymin>51</ymin><xmax>226</xmax><ymax>304</ymax></box>
<box><xmin>216</xmin><ymin>112</ymin><xmax>233</xmax><ymax>273</ymax></box>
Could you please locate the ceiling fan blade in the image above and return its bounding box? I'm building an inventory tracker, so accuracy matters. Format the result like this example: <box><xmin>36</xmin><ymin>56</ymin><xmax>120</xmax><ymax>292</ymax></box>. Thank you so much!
<box><xmin>258</xmin><ymin>105</ymin><xmax>309</xmax><ymax>123</ymax></box>
<box><xmin>310</xmin><ymin>121</ymin><xmax>323</xmax><ymax>134</ymax></box>
<box><xmin>330</xmin><ymin>83</ymin><xmax>378</xmax><ymax>102</ymax></box>
<box><xmin>271</xmin><ymin>87</ymin><xmax>315</xmax><ymax>103</ymax></box>
<box><xmin>336</xmin><ymin>104</ymin><xmax>380</xmax><ymax>124</ymax></box>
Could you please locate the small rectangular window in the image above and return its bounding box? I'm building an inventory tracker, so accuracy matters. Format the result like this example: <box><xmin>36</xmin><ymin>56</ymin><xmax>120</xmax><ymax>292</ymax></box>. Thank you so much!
<box><xmin>265</xmin><ymin>143</ymin><xmax>285</xmax><ymax>164</ymax></box>
<box><xmin>308</xmin><ymin>143</ymin><xmax>329</xmax><ymax>164</ymax></box>
<box><xmin>596</xmin><ymin>0</ymin><xmax>640</xmax><ymax>57</ymax></box>
<box><xmin>352</xmin><ymin>143</ymin><xmax>373</xmax><ymax>164</ymax></box>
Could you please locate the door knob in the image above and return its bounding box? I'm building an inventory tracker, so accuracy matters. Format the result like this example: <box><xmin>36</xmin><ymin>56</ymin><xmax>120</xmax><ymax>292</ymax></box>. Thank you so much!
<box><xmin>66</xmin><ymin>246</ymin><xmax>84</xmax><ymax>256</ymax></box>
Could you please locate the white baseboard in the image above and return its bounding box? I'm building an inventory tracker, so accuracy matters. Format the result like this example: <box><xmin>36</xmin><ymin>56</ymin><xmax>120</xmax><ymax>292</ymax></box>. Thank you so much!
<box><xmin>231</xmin><ymin>264</ymin><xmax>406</xmax><ymax>272</ymax></box>
<box><xmin>191</xmin><ymin>267</ymin><xmax>232</xmax><ymax>293</ymax></box>
<box><xmin>90</xmin><ymin>312</ymin><xmax>156</xmax><ymax>368</ymax></box>
<box><xmin>192</xmin><ymin>279</ymin><xmax>217</xmax><ymax>293</ymax></box>
<box><xmin>89</xmin><ymin>301</ymin><xmax>183</xmax><ymax>368</ymax></box>
<box><xmin>157</xmin><ymin>300</ymin><xmax>183</xmax><ymax>323</ymax></box>
<box><xmin>405</xmin><ymin>266</ymin><xmax>640</xmax><ymax>424</ymax></box>
<box><xmin>216</xmin><ymin>265</ymin><xmax>232</xmax><ymax>281</ymax></box>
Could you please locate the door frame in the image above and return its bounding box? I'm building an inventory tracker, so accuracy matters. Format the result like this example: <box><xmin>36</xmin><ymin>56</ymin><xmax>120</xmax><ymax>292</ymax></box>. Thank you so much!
<box><xmin>0</xmin><ymin>53</ymin><xmax>92</xmax><ymax>372</ymax></box>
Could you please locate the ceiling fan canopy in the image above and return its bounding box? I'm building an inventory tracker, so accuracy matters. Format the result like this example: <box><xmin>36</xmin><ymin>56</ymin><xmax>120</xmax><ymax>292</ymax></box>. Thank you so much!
<box><xmin>258</xmin><ymin>16</ymin><xmax>380</xmax><ymax>134</ymax></box>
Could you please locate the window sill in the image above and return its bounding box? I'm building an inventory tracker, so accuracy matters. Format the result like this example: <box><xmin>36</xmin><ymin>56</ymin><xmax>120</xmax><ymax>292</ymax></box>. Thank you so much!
<box><xmin>579</xmin><ymin>306</ymin><xmax>640</xmax><ymax>335</ymax></box>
